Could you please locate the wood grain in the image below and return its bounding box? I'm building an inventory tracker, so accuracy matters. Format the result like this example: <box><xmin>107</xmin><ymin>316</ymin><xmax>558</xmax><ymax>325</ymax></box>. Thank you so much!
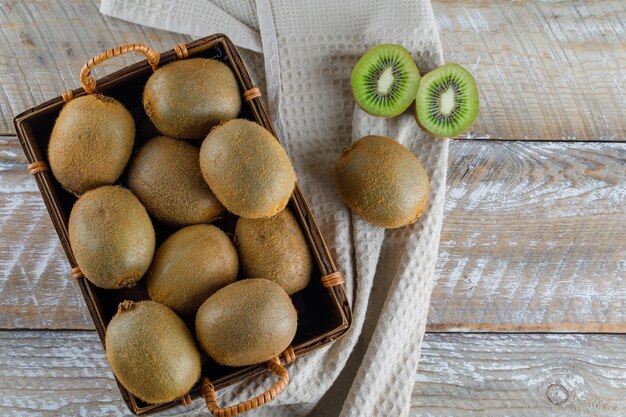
<box><xmin>0</xmin><ymin>330</ymin><xmax>141</xmax><ymax>416</ymax></box>
<box><xmin>2</xmin><ymin>138</ymin><xmax>624</xmax><ymax>330</ymax></box>
<box><xmin>2</xmin><ymin>331</ymin><xmax>626</xmax><ymax>416</ymax></box>
<box><xmin>428</xmin><ymin>140</ymin><xmax>626</xmax><ymax>332</ymax></box>
<box><xmin>433</xmin><ymin>0</ymin><xmax>626</xmax><ymax>141</ymax></box>
<box><xmin>1</xmin><ymin>1</ymin><xmax>625</xmax><ymax>413</ymax></box>
<box><xmin>413</xmin><ymin>333</ymin><xmax>626</xmax><ymax>416</ymax></box>
<box><xmin>1</xmin><ymin>0</ymin><xmax>624</xmax><ymax>332</ymax></box>
<box><xmin>0</xmin><ymin>0</ymin><xmax>623</xmax><ymax>141</ymax></box>
<box><xmin>0</xmin><ymin>135</ymin><xmax>91</xmax><ymax>329</ymax></box>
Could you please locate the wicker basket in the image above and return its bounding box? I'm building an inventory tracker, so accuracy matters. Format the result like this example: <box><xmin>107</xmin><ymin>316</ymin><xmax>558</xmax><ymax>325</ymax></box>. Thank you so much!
<box><xmin>14</xmin><ymin>34</ymin><xmax>352</xmax><ymax>416</ymax></box>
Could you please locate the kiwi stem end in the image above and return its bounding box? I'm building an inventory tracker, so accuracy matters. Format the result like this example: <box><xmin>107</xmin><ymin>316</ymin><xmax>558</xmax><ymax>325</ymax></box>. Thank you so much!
<box><xmin>117</xmin><ymin>300</ymin><xmax>136</xmax><ymax>314</ymax></box>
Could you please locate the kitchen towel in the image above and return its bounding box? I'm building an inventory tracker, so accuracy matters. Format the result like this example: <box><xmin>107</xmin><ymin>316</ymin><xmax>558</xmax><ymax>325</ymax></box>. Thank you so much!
<box><xmin>100</xmin><ymin>1</ymin><xmax>447</xmax><ymax>416</ymax></box>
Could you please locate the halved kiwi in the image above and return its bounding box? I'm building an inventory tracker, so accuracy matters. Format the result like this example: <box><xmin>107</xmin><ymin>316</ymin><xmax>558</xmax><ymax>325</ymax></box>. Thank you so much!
<box><xmin>351</xmin><ymin>44</ymin><xmax>420</xmax><ymax>117</ymax></box>
<box><xmin>415</xmin><ymin>63</ymin><xmax>479</xmax><ymax>138</ymax></box>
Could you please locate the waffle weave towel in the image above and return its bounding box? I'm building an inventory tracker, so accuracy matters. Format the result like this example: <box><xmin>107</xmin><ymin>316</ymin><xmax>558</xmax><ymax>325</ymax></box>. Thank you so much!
<box><xmin>100</xmin><ymin>1</ymin><xmax>448</xmax><ymax>415</ymax></box>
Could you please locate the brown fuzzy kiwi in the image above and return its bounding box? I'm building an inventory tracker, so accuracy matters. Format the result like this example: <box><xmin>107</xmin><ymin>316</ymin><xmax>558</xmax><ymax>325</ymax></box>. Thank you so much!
<box><xmin>195</xmin><ymin>279</ymin><xmax>297</xmax><ymax>367</ymax></box>
<box><xmin>105</xmin><ymin>300</ymin><xmax>201</xmax><ymax>404</ymax></box>
<box><xmin>48</xmin><ymin>94</ymin><xmax>135</xmax><ymax>195</ymax></box>
<box><xmin>199</xmin><ymin>119</ymin><xmax>296</xmax><ymax>219</ymax></box>
<box><xmin>147</xmin><ymin>224</ymin><xmax>238</xmax><ymax>317</ymax></box>
<box><xmin>334</xmin><ymin>135</ymin><xmax>430</xmax><ymax>229</ymax></box>
<box><xmin>235</xmin><ymin>208</ymin><xmax>312</xmax><ymax>294</ymax></box>
<box><xmin>143</xmin><ymin>58</ymin><xmax>241</xmax><ymax>140</ymax></box>
<box><xmin>127</xmin><ymin>136</ymin><xmax>224</xmax><ymax>227</ymax></box>
<box><xmin>68</xmin><ymin>186</ymin><xmax>155</xmax><ymax>289</ymax></box>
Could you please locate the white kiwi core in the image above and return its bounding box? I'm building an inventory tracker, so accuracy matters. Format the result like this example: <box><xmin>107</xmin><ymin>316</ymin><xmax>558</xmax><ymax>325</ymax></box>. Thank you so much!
<box><xmin>440</xmin><ymin>88</ymin><xmax>456</xmax><ymax>115</ymax></box>
<box><xmin>377</xmin><ymin>67</ymin><xmax>394</xmax><ymax>94</ymax></box>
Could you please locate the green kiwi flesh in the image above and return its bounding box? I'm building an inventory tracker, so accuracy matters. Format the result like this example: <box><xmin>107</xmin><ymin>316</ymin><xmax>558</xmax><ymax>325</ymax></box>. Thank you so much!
<box><xmin>235</xmin><ymin>208</ymin><xmax>312</xmax><ymax>294</ymax></box>
<box><xmin>48</xmin><ymin>94</ymin><xmax>135</xmax><ymax>195</ymax></box>
<box><xmin>105</xmin><ymin>300</ymin><xmax>201</xmax><ymax>404</ymax></box>
<box><xmin>351</xmin><ymin>44</ymin><xmax>420</xmax><ymax>117</ymax></box>
<box><xmin>147</xmin><ymin>224</ymin><xmax>238</xmax><ymax>317</ymax></box>
<box><xmin>415</xmin><ymin>63</ymin><xmax>479</xmax><ymax>137</ymax></box>
<box><xmin>195</xmin><ymin>279</ymin><xmax>297</xmax><ymax>367</ymax></box>
<box><xmin>199</xmin><ymin>119</ymin><xmax>296</xmax><ymax>219</ymax></box>
<box><xmin>334</xmin><ymin>136</ymin><xmax>430</xmax><ymax>229</ymax></box>
<box><xmin>68</xmin><ymin>186</ymin><xmax>155</xmax><ymax>289</ymax></box>
<box><xmin>128</xmin><ymin>136</ymin><xmax>224</xmax><ymax>227</ymax></box>
<box><xmin>143</xmin><ymin>58</ymin><xmax>241</xmax><ymax>140</ymax></box>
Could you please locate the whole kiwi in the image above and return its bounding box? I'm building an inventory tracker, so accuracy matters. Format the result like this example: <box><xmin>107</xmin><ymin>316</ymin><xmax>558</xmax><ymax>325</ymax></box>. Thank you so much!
<box><xmin>334</xmin><ymin>135</ymin><xmax>430</xmax><ymax>229</ymax></box>
<box><xmin>48</xmin><ymin>94</ymin><xmax>135</xmax><ymax>195</ymax></box>
<box><xmin>68</xmin><ymin>186</ymin><xmax>155</xmax><ymax>289</ymax></box>
<box><xmin>235</xmin><ymin>208</ymin><xmax>312</xmax><ymax>294</ymax></box>
<box><xmin>199</xmin><ymin>119</ymin><xmax>296</xmax><ymax>219</ymax></box>
<box><xmin>128</xmin><ymin>136</ymin><xmax>224</xmax><ymax>227</ymax></box>
<box><xmin>105</xmin><ymin>300</ymin><xmax>201</xmax><ymax>404</ymax></box>
<box><xmin>143</xmin><ymin>58</ymin><xmax>241</xmax><ymax>140</ymax></box>
<box><xmin>147</xmin><ymin>224</ymin><xmax>238</xmax><ymax>317</ymax></box>
<box><xmin>195</xmin><ymin>279</ymin><xmax>297</xmax><ymax>367</ymax></box>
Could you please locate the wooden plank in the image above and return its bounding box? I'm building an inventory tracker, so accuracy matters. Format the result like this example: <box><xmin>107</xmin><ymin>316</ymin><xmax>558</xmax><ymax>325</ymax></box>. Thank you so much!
<box><xmin>0</xmin><ymin>0</ymin><xmax>624</xmax><ymax>141</ymax></box>
<box><xmin>2</xmin><ymin>331</ymin><xmax>626</xmax><ymax>416</ymax></box>
<box><xmin>0</xmin><ymin>330</ymin><xmax>132</xmax><ymax>416</ymax></box>
<box><xmin>413</xmin><ymin>333</ymin><xmax>626</xmax><ymax>417</ymax></box>
<box><xmin>2</xmin><ymin>138</ymin><xmax>624</xmax><ymax>330</ymax></box>
<box><xmin>0</xmin><ymin>135</ymin><xmax>92</xmax><ymax>329</ymax></box>
<box><xmin>427</xmin><ymin>323</ymin><xmax>626</xmax><ymax>333</ymax></box>
<box><xmin>0</xmin><ymin>0</ymin><xmax>191</xmax><ymax>134</ymax></box>
<box><xmin>1</xmin><ymin>0</ymin><xmax>624</xmax><ymax>331</ymax></box>
<box><xmin>427</xmin><ymin>140</ymin><xmax>626</xmax><ymax>332</ymax></box>
<box><xmin>433</xmin><ymin>0</ymin><xmax>626</xmax><ymax>141</ymax></box>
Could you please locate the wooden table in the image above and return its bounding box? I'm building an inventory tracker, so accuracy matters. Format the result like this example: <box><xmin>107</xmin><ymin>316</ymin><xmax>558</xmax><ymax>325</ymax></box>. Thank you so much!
<box><xmin>1</xmin><ymin>1</ymin><xmax>625</xmax><ymax>415</ymax></box>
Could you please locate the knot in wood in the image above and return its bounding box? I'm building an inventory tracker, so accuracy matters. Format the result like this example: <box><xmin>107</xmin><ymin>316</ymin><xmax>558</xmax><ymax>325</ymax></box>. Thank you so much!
<box><xmin>546</xmin><ymin>382</ymin><xmax>569</xmax><ymax>405</ymax></box>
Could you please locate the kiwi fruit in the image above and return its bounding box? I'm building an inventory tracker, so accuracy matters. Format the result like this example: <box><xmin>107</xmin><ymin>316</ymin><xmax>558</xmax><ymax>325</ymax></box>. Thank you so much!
<box><xmin>415</xmin><ymin>63</ymin><xmax>479</xmax><ymax>137</ymax></box>
<box><xmin>143</xmin><ymin>58</ymin><xmax>241</xmax><ymax>140</ymax></box>
<box><xmin>199</xmin><ymin>119</ymin><xmax>296</xmax><ymax>219</ymax></box>
<box><xmin>351</xmin><ymin>44</ymin><xmax>420</xmax><ymax>118</ymax></box>
<box><xmin>195</xmin><ymin>279</ymin><xmax>297</xmax><ymax>367</ymax></box>
<box><xmin>334</xmin><ymin>136</ymin><xmax>429</xmax><ymax>229</ymax></box>
<box><xmin>48</xmin><ymin>94</ymin><xmax>135</xmax><ymax>195</ymax></box>
<box><xmin>105</xmin><ymin>300</ymin><xmax>201</xmax><ymax>404</ymax></box>
<box><xmin>68</xmin><ymin>186</ymin><xmax>155</xmax><ymax>289</ymax></box>
<box><xmin>235</xmin><ymin>208</ymin><xmax>312</xmax><ymax>294</ymax></box>
<box><xmin>127</xmin><ymin>136</ymin><xmax>224</xmax><ymax>227</ymax></box>
<box><xmin>147</xmin><ymin>224</ymin><xmax>238</xmax><ymax>317</ymax></box>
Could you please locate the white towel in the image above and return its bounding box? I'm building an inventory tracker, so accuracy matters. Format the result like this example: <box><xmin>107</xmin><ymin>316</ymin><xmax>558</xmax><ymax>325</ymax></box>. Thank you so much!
<box><xmin>100</xmin><ymin>1</ymin><xmax>447</xmax><ymax>415</ymax></box>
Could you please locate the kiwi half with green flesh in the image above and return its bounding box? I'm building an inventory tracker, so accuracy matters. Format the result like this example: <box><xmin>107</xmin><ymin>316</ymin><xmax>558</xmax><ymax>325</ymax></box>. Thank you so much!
<box><xmin>195</xmin><ymin>279</ymin><xmax>297</xmax><ymax>367</ymax></box>
<box><xmin>128</xmin><ymin>136</ymin><xmax>224</xmax><ymax>227</ymax></box>
<box><xmin>147</xmin><ymin>224</ymin><xmax>238</xmax><ymax>317</ymax></box>
<box><xmin>415</xmin><ymin>63</ymin><xmax>479</xmax><ymax>138</ymax></box>
<box><xmin>351</xmin><ymin>44</ymin><xmax>420</xmax><ymax>117</ymax></box>
<box><xmin>235</xmin><ymin>208</ymin><xmax>312</xmax><ymax>294</ymax></box>
<box><xmin>69</xmin><ymin>186</ymin><xmax>155</xmax><ymax>289</ymax></box>
<box><xmin>334</xmin><ymin>135</ymin><xmax>430</xmax><ymax>229</ymax></box>
<box><xmin>48</xmin><ymin>94</ymin><xmax>135</xmax><ymax>195</ymax></box>
<box><xmin>105</xmin><ymin>300</ymin><xmax>201</xmax><ymax>404</ymax></box>
<box><xmin>199</xmin><ymin>119</ymin><xmax>296</xmax><ymax>219</ymax></box>
<box><xmin>143</xmin><ymin>58</ymin><xmax>241</xmax><ymax>140</ymax></box>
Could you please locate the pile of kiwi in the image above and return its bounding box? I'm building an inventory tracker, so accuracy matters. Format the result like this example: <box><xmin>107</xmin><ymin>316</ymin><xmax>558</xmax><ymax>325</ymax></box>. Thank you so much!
<box><xmin>47</xmin><ymin>55</ymin><xmax>314</xmax><ymax>406</ymax></box>
<box><xmin>335</xmin><ymin>45</ymin><xmax>480</xmax><ymax>228</ymax></box>
<box><xmin>46</xmin><ymin>41</ymin><xmax>479</xmax><ymax>406</ymax></box>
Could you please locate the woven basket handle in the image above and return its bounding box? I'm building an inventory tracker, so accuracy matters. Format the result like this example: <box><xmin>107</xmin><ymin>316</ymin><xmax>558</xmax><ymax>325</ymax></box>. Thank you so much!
<box><xmin>202</xmin><ymin>357</ymin><xmax>289</xmax><ymax>417</ymax></box>
<box><xmin>80</xmin><ymin>43</ymin><xmax>160</xmax><ymax>94</ymax></box>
